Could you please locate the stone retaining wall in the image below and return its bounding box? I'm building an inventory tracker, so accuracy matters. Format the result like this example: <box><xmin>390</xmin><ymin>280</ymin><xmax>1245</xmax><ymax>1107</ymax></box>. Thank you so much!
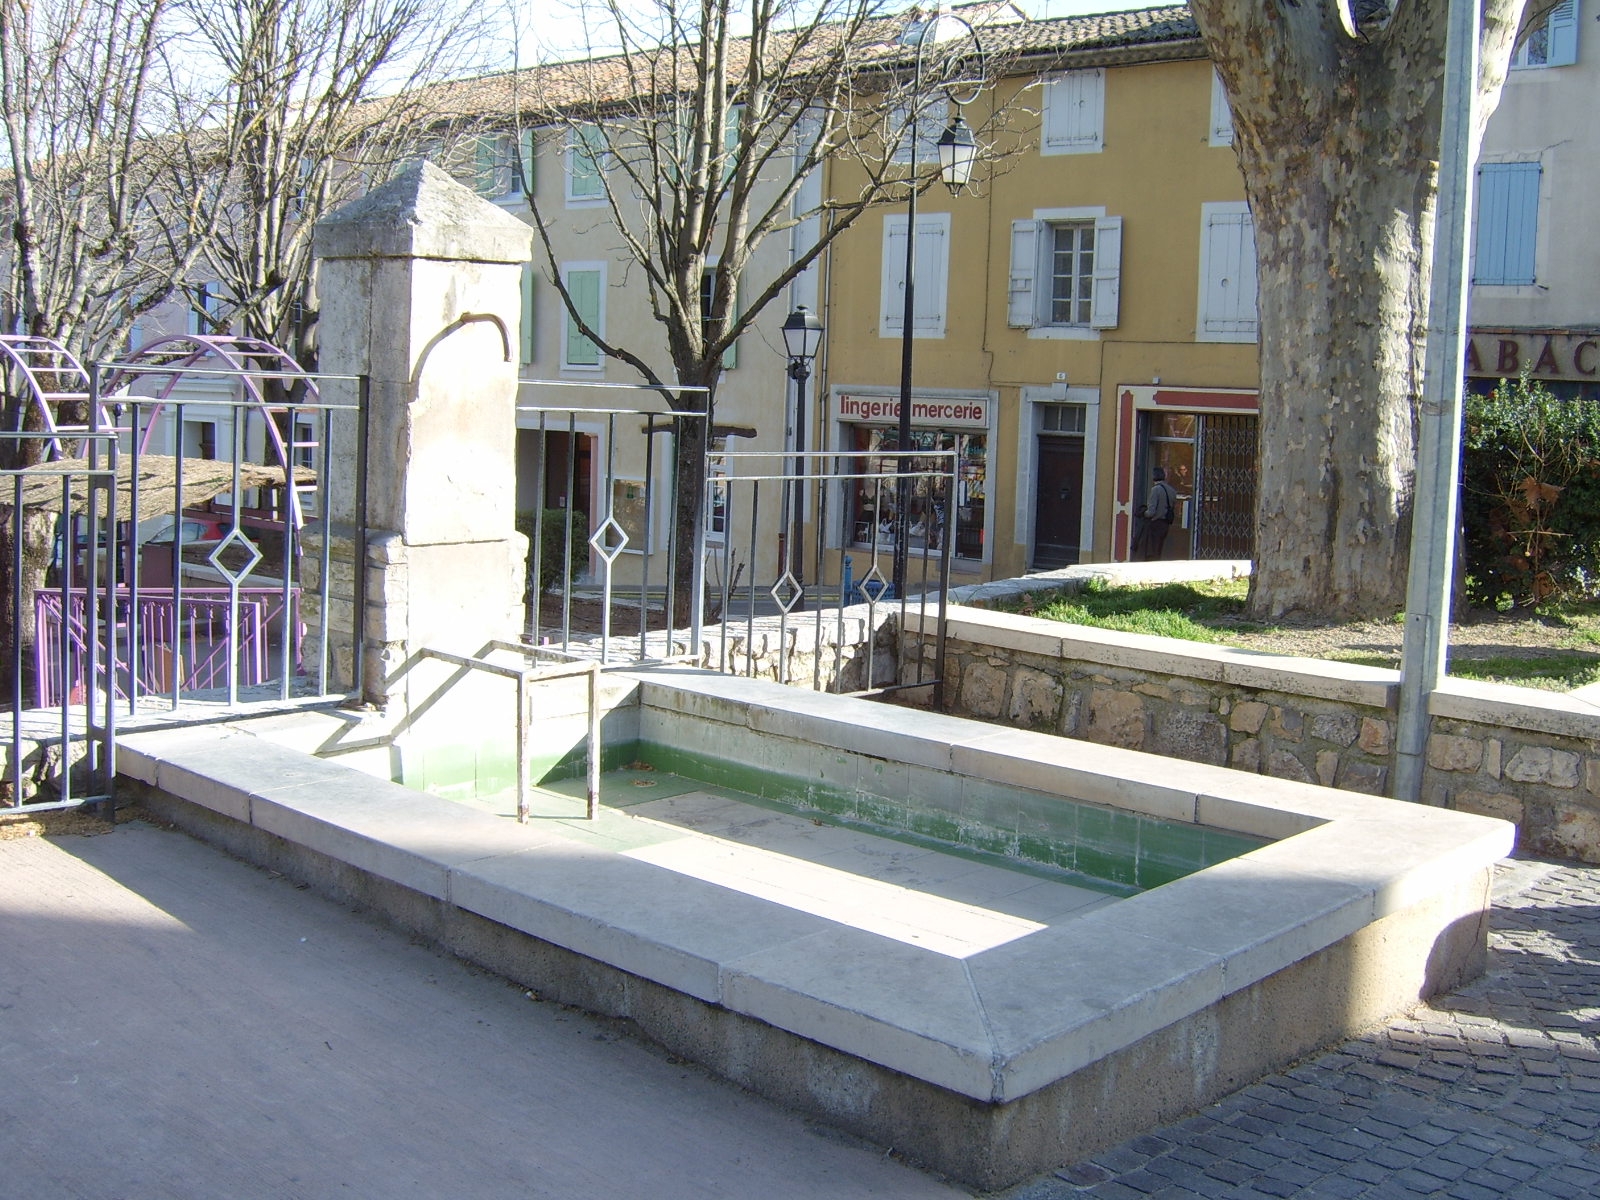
<box><xmin>901</xmin><ymin>606</ymin><xmax>1600</xmax><ymax>864</ymax></box>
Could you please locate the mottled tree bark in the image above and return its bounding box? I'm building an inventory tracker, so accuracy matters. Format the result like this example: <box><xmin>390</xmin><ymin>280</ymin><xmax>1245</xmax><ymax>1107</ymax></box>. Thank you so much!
<box><xmin>1190</xmin><ymin>0</ymin><xmax>1531</xmax><ymax>619</ymax></box>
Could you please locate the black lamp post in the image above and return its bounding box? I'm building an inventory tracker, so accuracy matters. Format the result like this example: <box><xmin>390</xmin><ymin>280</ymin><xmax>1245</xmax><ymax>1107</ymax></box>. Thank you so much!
<box><xmin>781</xmin><ymin>304</ymin><xmax>823</xmax><ymax>601</ymax></box>
<box><xmin>894</xmin><ymin>104</ymin><xmax>978</xmax><ymax>597</ymax></box>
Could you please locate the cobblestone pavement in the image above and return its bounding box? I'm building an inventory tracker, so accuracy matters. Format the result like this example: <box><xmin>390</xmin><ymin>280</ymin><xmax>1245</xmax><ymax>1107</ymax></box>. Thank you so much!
<box><xmin>1004</xmin><ymin>859</ymin><xmax>1600</xmax><ymax>1200</ymax></box>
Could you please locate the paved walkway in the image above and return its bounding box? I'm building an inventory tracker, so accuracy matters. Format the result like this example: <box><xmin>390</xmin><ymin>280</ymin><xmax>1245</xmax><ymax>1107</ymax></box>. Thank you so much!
<box><xmin>7</xmin><ymin>820</ymin><xmax>1600</xmax><ymax>1199</ymax></box>
<box><xmin>1003</xmin><ymin>858</ymin><xmax>1600</xmax><ymax>1200</ymax></box>
<box><xmin>0</xmin><ymin>823</ymin><xmax>963</xmax><ymax>1200</ymax></box>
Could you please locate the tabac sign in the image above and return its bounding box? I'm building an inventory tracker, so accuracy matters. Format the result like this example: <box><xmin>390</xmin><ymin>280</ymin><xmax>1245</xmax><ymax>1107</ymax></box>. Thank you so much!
<box><xmin>835</xmin><ymin>391</ymin><xmax>991</xmax><ymax>428</ymax></box>
<box><xmin>1466</xmin><ymin>330</ymin><xmax>1600</xmax><ymax>382</ymax></box>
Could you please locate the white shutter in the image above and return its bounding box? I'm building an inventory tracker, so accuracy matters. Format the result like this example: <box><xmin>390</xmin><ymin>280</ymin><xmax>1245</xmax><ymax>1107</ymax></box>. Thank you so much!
<box><xmin>1198</xmin><ymin>204</ymin><xmax>1258</xmax><ymax>340</ymax></box>
<box><xmin>1548</xmin><ymin>0</ymin><xmax>1578</xmax><ymax>66</ymax></box>
<box><xmin>881</xmin><ymin>214</ymin><xmax>950</xmax><ymax>337</ymax></box>
<box><xmin>1008</xmin><ymin>219</ymin><xmax>1041</xmax><ymax>327</ymax></box>
<box><xmin>1209</xmin><ymin>71</ymin><xmax>1234</xmax><ymax>147</ymax></box>
<box><xmin>1042</xmin><ymin>69</ymin><xmax>1104</xmax><ymax>155</ymax></box>
<box><xmin>1089</xmin><ymin>215</ymin><xmax>1122</xmax><ymax>329</ymax></box>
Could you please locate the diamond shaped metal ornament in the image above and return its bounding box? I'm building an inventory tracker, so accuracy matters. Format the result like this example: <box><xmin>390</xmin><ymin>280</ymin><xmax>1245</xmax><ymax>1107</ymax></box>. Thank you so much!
<box><xmin>588</xmin><ymin>516</ymin><xmax>629</xmax><ymax>564</ymax></box>
<box><xmin>770</xmin><ymin>571</ymin><xmax>803</xmax><ymax>614</ymax></box>
<box><xmin>858</xmin><ymin>565</ymin><xmax>889</xmax><ymax>604</ymax></box>
<box><xmin>207</xmin><ymin>527</ymin><xmax>264</xmax><ymax>585</ymax></box>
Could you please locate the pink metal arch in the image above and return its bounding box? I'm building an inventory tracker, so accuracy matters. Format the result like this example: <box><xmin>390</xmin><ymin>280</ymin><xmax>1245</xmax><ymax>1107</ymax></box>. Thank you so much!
<box><xmin>0</xmin><ymin>334</ymin><xmax>102</xmax><ymax>459</ymax></box>
<box><xmin>111</xmin><ymin>334</ymin><xmax>322</xmax><ymax>528</ymax></box>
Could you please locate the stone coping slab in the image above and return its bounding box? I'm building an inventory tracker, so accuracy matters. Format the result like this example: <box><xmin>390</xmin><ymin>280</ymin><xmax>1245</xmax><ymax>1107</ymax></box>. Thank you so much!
<box><xmin>117</xmin><ymin>672</ymin><xmax>1510</xmax><ymax>1111</ymax></box>
<box><xmin>909</xmin><ymin>606</ymin><xmax>1399</xmax><ymax>709</ymax></box>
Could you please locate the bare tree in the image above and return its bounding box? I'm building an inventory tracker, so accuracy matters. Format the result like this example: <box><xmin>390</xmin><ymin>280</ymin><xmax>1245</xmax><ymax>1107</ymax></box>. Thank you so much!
<box><xmin>1191</xmin><ymin>0</ymin><xmax>1563</xmax><ymax>620</ymax></box>
<box><xmin>513</xmin><ymin>0</ymin><xmax>1010</xmax><ymax>614</ymax></box>
<box><xmin>170</xmin><ymin>0</ymin><xmax>492</xmax><ymax>367</ymax></box>
<box><xmin>0</xmin><ymin>0</ymin><xmax>206</xmax><ymax>701</ymax></box>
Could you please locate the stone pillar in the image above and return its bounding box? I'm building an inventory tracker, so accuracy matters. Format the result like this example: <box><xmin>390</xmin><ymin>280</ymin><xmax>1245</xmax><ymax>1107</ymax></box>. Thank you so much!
<box><xmin>308</xmin><ymin>161</ymin><xmax>531</xmax><ymax>710</ymax></box>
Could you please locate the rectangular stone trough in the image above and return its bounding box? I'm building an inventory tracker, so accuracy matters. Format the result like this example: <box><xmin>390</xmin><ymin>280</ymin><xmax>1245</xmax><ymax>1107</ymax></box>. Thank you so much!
<box><xmin>115</xmin><ymin>667</ymin><xmax>1512</xmax><ymax>1191</ymax></box>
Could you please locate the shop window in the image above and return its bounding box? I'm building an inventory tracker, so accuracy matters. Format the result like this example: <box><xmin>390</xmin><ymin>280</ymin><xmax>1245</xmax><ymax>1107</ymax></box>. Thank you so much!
<box><xmin>844</xmin><ymin>425</ymin><xmax>986</xmax><ymax>561</ymax></box>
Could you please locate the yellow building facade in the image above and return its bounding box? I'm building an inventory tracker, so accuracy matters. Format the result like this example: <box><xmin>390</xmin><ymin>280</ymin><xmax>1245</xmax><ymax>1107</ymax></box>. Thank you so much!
<box><xmin>817</xmin><ymin>17</ymin><xmax>1260</xmax><ymax>585</ymax></box>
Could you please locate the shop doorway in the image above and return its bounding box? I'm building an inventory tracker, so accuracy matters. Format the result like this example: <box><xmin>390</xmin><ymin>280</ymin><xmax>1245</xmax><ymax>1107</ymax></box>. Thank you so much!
<box><xmin>1033</xmin><ymin>436</ymin><xmax>1084</xmax><ymax>568</ymax></box>
<box><xmin>1136</xmin><ymin>410</ymin><xmax>1256</xmax><ymax>560</ymax></box>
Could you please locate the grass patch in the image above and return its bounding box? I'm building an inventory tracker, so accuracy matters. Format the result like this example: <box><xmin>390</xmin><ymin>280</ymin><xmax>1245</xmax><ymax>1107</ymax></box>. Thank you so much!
<box><xmin>1006</xmin><ymin>578</ymin><xmax>1249</xmax><ymax>644</ymax></box>
<box><xmin>1449</xmin><ymin>652</ymin><xmax>1600</xmax><ymax>691</ymax></box>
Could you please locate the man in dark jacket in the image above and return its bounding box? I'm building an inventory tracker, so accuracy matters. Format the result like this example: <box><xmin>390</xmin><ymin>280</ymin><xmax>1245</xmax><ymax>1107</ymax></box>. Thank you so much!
<box><xmin>1134</xmin><ymin>467</ymin><xmax>1177</xmax><ymax>560</ymax></box>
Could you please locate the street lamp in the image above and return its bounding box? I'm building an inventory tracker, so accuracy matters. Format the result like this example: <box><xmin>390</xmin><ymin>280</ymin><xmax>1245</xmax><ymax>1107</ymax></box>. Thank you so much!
<box><xmin>781</xmin><ymin>304</ymin><xmax>823</xmax><ymax>601</ymax></box>
<box><xmin>893</xmin><ymin>16</ymin><xmax>982</xmax><ymax>597</ymax></box>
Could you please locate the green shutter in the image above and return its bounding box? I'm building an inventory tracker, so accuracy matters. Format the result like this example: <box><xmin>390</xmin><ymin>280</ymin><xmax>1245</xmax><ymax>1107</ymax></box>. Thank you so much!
<box><xmin>570</xmin><ymin>125</ymin><xmax>604</xmax><ymax>199</ymax></box>
<box><xmin>520</xmin><ymin>266</ymin><xmax>536</xmax><ymax>364</ymax></box>
<box><xmin>565</xmin><ymin>269</ymin><xmax>601</xmax><ymax>366</ymax></box>
<box><xmin>473</xmin><ymin>136</ymin><xmax>500</xmax><ymax>196</ymax></box>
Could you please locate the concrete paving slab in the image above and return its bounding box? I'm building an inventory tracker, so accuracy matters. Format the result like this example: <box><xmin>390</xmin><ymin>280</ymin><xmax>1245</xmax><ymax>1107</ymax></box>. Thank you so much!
<box><xmin>0</xmin><ymin>825</ymin><xmax>964</xmax><ymax>1200</ymax></box>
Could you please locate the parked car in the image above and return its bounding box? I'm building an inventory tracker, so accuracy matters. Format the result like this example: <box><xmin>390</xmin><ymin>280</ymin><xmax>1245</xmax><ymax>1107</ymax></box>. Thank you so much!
<box><xmin>136</xmin><ymin>514</ymin><xmax>229</xmax><ymax>545</ymax></box>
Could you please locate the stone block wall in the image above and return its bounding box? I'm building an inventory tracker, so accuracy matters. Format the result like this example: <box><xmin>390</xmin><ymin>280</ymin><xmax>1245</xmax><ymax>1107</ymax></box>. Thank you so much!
<box><xmin>900</xmin><ymin>605</ymin><xmax>1600</xmax><ymax>865</ymax></box>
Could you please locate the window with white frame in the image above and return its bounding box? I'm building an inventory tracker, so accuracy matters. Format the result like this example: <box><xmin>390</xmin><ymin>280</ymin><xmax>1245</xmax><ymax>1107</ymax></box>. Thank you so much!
<box><xmin>888</xmin><ymin>99</ymin><xmax>944</xmax><ymax>165</ymax></box>
<box><xmin>700</xmin><ymin>261</ymin><xmax>738</xmax><ymax>368</ymax></box>
<box><xmin>566</xmin><ymin>124</ymin><xmax>605</xmax><ymax>204</ymax></box>
<box><xmin>1007</xmin><ymin>211</ymin><xmax>1122</xmax><ymax>332</ymax></box>
<box><xmin>187</xmin><ymin>282</ymin><xmax>223</xmax><ymax>336</ymax></box>
<box><xmin>561</xmin><ymin>263</ymin><xmax>605</xmax><ymax>369</ymax></box>
<box><xmin>1209</xmin><ymin>70</ymin><xmax>1234</xmax><ymax>147</ymax></box>
<box><xmin>1511</xmin><ymin>0</ymin><xmax>1578</xmax><ymax>69</ymax></box>
<box><xmin>474</xmin><ymin>130</ymin><xmax>535</xmax><ymax>199</ymax></box>
<box><xmin>1040</xmin><ymin>69</ymin><xmax>1104</xmax><ymax>155</ymax></box>
<box><xmin>880</xmin><ymin>212</ymin><xmax>951</xmax><ymax>338</ymax></box>
<box><xmin>1473</xmin><ymin>162</ymin><xmax>1541</xmax><ymax>286</ymax></box>
<box><xmin>1197</xmin><ymin>201</ymin><xmax>1258</xmax><ymax>342</ymax></box>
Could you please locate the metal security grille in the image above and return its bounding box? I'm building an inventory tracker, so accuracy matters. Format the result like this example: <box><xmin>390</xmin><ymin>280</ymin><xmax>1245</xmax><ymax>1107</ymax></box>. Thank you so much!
<box><xmin>1193</xmin><ymin>413</ymin><xmax>1257</xmax><ymax>559</ymax></box>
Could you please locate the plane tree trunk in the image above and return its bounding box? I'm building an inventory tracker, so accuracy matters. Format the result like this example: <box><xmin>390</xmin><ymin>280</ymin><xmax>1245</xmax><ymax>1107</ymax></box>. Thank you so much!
<box><xmin>1190</xmin><ymin>0</ymin><xmax>1529</xmax><ymax>619</ymax></box>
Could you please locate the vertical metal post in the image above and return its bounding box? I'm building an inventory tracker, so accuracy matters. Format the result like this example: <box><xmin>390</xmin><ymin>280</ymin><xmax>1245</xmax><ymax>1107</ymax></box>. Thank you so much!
<box><xmin>354</xmin><ymin>374</ymin><xmax>371</xmax><ymax>702</ymax></box>
<box><xmin>316</xmin><ymin>404</ymin><xmax>334</xmax><ymax>695</ymax></box>
<box><xmin>1394</xmin><ymin>0</ymin><xmax>1480</xmax><ymax>804</ymax></box>
<box><xmin>10</xmin><ymin>474</ymin><xmax>24</xmax><ymax>808</ymax></box>
<box><xmin>894</xmin><ymin>93</ymin><xmax>920</xmax><ymax>601</ymax></box>
<box><xmin>516</xmin><ymin>671</ymin><xmax>530</xmax><ymax>824</ymax></box>
<box><xmin>171</xmin><ymin>402</ymin><xmax>187</xmax><ymax>708</ymax></box>
<box><xmin>586</xmin><ymin>662</ymin><xmax>601</xmax><ymax>821</ymax></box>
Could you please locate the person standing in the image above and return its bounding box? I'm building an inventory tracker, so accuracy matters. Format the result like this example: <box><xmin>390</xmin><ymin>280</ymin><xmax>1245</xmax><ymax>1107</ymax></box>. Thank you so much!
<box><xmin>1134</xmin><ymin>467</ymin><xmax>1178</xmax><ymax>560</ymax></box>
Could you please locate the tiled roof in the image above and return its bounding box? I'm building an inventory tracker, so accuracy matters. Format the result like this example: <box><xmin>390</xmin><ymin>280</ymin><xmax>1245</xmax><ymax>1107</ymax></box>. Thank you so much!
<box><xmin>411</xmin><ymin>5</ymin><xmax>1203</xmax><ymax>124</ymax></box>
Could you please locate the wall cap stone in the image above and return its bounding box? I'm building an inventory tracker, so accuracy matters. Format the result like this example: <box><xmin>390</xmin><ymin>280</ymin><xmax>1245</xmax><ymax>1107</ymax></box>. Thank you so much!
<box><xmin>315</xmin><ymin>160</ymin><xmax>534</xmax><ymax>264</ymax></box>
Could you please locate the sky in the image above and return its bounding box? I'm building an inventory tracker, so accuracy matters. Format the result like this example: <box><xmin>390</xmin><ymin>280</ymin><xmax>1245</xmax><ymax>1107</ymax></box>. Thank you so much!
<box><xmin>520</xmin><ymin>0</ymin><xmax>1157</xmax><ymax>65</ymax></box>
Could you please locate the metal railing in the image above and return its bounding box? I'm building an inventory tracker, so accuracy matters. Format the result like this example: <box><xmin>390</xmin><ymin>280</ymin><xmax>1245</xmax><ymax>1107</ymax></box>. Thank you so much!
<box><xmin>4</xmin><ymin>432</ymin><xmax>121</xmax><ymax>813</ymax></box>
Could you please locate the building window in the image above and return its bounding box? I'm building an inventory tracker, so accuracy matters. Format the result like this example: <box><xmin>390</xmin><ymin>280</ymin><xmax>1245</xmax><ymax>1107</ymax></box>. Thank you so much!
<box><xmin>1197</xmin><ymin>201</ymin><xmax>1259</xmax><ymax>342</ymax></box>
<box><xmin>700</xmin><ymin>261</ymin><xmax>737</xmax><ymax>367</ymax></box>
<box><xmin>1040</xmin><ymin>68</ymin><xmax>1104</xmax><ymax>155</ymax></box>
<box><xmin>187</xmin><ymin>282</ymin><xmax>223</xmax><ymax>336</ymax></box>
<box><xmin>844</xmin><ymin>425</ymin><xmax>987</xmax><ymax>562</ymax></box>
<box><xmin>707</xmin><ymin>435</ymin><xmax>729</xmax><ymax>540</ymax></box>
<box><xmin>1007</xmin><ymin>212</ymin><xmax>1122</xmax><ymax>332</ymax></box>
<box><xmin>1473</xmin><ymin>162</ymin><xmax>1541</xmax><ymax>286</ymax></box>
<box><xmin>561</xmin><ymin>263</ymin><xmax>604</xmax><ymax>369</ymax></box>
<box><xmin>888</xmin><ymin>100</ymin><xmax>943</xmax><ymax>165</ymax></box>
<box><xmin>1511</xmin><ymin>0</ymin><xmax>1578</xmax><ymax>69</ymax></box>
<box><xmin>472</xmin><ymin>132</ymin><xmax>533</xmax><ymax>199</ymax></box>
<box><xmin>1209</xmin><ymin>70</ymin><xmax>1234</xmax><ymax>147</ymax></box>
<box><xmin>566</xmin><ymin>124</ymin><xmax>605</xmax><ymax>204</ymax></box>
<box><xmin>879</xmin><ymin>212</ymin><xmax>951</xmax><ymax>338</ymax></box>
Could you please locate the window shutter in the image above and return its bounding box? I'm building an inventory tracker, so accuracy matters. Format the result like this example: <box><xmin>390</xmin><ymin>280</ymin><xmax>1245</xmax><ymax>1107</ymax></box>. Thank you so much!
<box><xmin>1008</xmin><ymin>219</ymin><xmax>1041</xmax><ymax>327</ymax></box>
<box><xmin>473</xmin><ymin>136</ymin><xmax>500</xmax><ymax>196</ymax></box>
<box><xmin>520</xmin><ymin>266</ymin><xmax>536</xmax><ymax>364</ymax></box>
<box><xmin>1090</xmin><ymin>215</ymin><xmax>1122</xmax><ymax>329</ymax></box>
<box><xmin>565</xmin><ymin>269</ymin><xmax>601</xmax><ymax>365</ymax></box>
<box><xmin>914</xmin><ymin>220</ymin><xmax>947</xmax><ymax>335</ymax></box>
<box><xmin>569</xmin><ymin>126</ymin><xmax>604</xmax><ymax>200</ymax></box>
<box><xmin>1042</xmin><ymin>69</ymin><xmax>1104</xmax><ymax>154</ymax></box>
<box><xmin>881</xmin><ymin>216</ymin><xmax>908</xmax><ymax>334</ymax></box>
<box><xmin>517</xmin><ymin>128</ymin><xmax>535</xmax><ymax>196</ymax></box>
<box><xmin>1209</xmin><ymin>71</ymin><xmax>1234</xmax><ymax>147</ymax></box>
<box><xmin>1474</xmin><ymin>163</ymin><xmax>1540</xmax><ymax>285</ymax></box>
<box><xmin>1548</xmin><ymin>0</ymin><xmax>1578</xmax><ymax>66</ymax></box>
<box><xmin>1199</xmin><ymin>207</ymin><xmax>1258</xmax><ymax>338</ymax></box>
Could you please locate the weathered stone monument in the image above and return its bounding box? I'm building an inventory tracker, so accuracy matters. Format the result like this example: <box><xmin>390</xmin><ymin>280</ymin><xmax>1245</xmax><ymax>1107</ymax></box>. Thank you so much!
<box><xmin>306</xmin><ymin>161</ymin><xmax>531</xmax><ymax>717</ymax></box>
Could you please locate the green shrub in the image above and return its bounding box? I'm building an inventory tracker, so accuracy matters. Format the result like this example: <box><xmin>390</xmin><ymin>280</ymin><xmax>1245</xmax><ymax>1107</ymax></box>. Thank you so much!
<box><xmin>1461</xmin><ymin>378</ymin><xmax>1600</xmax><ymax>608</ymax></box>
<box><xmin>517</xmin><ymin>509</ymin><xmax>588</xmax><ymax>595</ymax></box>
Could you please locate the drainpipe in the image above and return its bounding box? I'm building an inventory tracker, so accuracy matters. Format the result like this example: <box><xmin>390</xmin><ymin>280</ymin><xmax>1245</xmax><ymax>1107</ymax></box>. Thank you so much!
<box><xmin>1394</xmin><ymin>0</ymin><xmax>1480</xmax><ymax>804</ymax></box>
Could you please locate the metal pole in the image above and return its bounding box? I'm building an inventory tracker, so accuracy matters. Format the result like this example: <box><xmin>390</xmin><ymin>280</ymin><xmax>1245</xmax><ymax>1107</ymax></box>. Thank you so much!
<box><xmin>1394</xmin><ymin>0</ymin><xmax>1480</xmax><ymax>804</ymax></box>
<box><xmin>789</xmin><ymin>358</ymin><xmax>809</xmax><ymax>602</ymax></box>
<box><xmin>586</xmin><ymin>662</ymin><xmax>601</xmax><ymax>821</ymax></box>
<box><xmin>894</xmin><ymin>100</ymin><xmax>919</xmax><ymax>600</ymax></box>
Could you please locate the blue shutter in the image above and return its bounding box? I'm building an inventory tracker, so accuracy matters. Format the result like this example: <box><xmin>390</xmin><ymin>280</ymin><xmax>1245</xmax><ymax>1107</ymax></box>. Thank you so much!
<box><xmin>1548</xmin><ymin>0</ymin><xmax>1578</xmax><ymax>66</ymax></box>
<box><xmin>1474</xmin><ymin>163</ymin><xmax>1540</xmax><ymax>286</ymax></box>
